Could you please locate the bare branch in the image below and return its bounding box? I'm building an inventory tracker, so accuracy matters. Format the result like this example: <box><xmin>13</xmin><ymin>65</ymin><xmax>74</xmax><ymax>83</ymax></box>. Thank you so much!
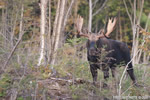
<box><xmin>88</xmin><ymin>0</ymin><xmax>92</xmax><ymax>32</ymax></box>
<box><xmin>123</xmin><ymin>0</ymin><xmax>133</xmax><ymax>25</ymax></box>
<box><xmin>63</xmin><ymin>0</ymin><xmax>75</xmax><ymax>28</ymax></box>
<box><xmin>3</xmin><ymin>4</ymin><xmax>25</xmax><ymax>71</ymax></box>
<box><xmin>128</xmin><ymin>0</ymin><xmax>133</xmax><ymax>10</ymax></box>
<box><xmin>92</xmin><ymin>0</ymin><xmax>98</xmax><ymax>10</ymax></box>
<box><xmin>3</xmin><ymin>32</ymin><xmax>25</xmax><ymax>71</ymax></box>
<box><xmin>118</xmin><ymin>49</ymin><xmax>140</xmax><ymax>98</ymax></box>
<box><xmin>92</xmin><ymin>0</ymin><xmax>108</xmax><ymax>17</ymax></box>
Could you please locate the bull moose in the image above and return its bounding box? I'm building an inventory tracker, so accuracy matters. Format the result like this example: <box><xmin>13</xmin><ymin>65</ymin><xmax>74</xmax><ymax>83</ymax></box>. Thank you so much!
<box><xmin>75</xmin><ymin>16</ymin><xmax>136</xmax><ymax>86</ymax></box>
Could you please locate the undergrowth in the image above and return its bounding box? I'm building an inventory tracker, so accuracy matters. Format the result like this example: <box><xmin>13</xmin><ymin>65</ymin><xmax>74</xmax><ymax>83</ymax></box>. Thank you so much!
<box><xmin>0</xmin><ymin>38</ymin><xmax>150</xmax><ymax>100</ymax></box>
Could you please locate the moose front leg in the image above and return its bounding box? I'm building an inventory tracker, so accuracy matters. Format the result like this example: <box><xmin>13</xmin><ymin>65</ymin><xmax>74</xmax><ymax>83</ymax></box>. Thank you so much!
<box><xmin>111</xmin><ymin>67</ymin><xmax>118</xmax><ymax>91</ymax></box>
<box><xmin>90</xmin><ymin>64</ymin><xmax>98</xmax><ymax>85</ymax></box>
<box><xmin>102</xmin><ymin>67</ymin><xmax>109</xmax><ymax>88</ymax></box>
<box><xmin>127</xmin><ymin>69</ymin><xmax>136</xmax><ymax>83</ymax></box>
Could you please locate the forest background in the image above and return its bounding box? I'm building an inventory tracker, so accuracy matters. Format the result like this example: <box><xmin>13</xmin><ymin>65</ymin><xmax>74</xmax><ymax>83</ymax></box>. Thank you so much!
<box><xmin>0</xmin><ymin>0</ymin><xmax>150</xmax><ymax>99</ymax></box>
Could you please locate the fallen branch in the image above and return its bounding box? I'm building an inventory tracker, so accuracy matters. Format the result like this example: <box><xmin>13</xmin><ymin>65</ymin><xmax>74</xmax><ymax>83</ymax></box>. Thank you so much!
<box><xmin>37</xmin><ymin>77</ymin><xmax>92</xmax><ymax>85</ymax></box>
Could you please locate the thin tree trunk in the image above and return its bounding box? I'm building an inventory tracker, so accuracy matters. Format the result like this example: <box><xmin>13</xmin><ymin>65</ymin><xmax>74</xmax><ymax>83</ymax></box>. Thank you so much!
<box><xmin>61</xmin><ymin>0</ymin><xmax>75</xmax><ymax>45</ymax></box>
<box><xmin>17</xmin><ymin>3</ymin><xmax>24</xmax><ymax>67</ymax></box>
<box><xmin>123</xmin><ymin>0</ymin><xmax>144</xmax><ymax>65</ymax></box>
<box><xmin>119</xmin><ymin>11</ymin><xmax>122</xmax><ymax>41</ymax></box>
<box><xmin>88</xmin><ymin>0</ymin><xmax>92</xmax><ymax>32</ymax></box>
<box><xmin>138</xmin><ymin>32</ymin><xmax>148</xmax><ymax>64</ymax></box>
<box><xmin>50</xmin><ymin>0</ymin><xmax>60</xmax><ymax>64</ymax></box>
<box><xmin>132</xmin><ymin>0</ymin><xmax>144</xmax><ymax>64</ymax></box>
<box><xmin>142</xmin><ymin>13</ymin><xmax>150</xmax><ymax>63</ymax></box>
<box><xmin>74</xmin><ymin>0</ymin><xmax>79</xmax><ymax>17</ymax></box>
<box><xmin>51</xmin><ymin>0</ymin><xmax>66</xmax><ymax>65</ymax></box>
<box><xmin>38</xmin><ymin>0</ymin><xmax>48</xmax><ymax>66</ymax></box>
<box><xmin>88</xmin><ymin>0</ymin><xmax>107</xmax><ymax>32</ymax></box>
<box><xmin>48</xmin><ymin>0</ymin><xmax>52</xmax><ymax>64</ymax></box>
<box><xmin>63</xmin><ymin>0</ymin><xmax>75</xmax><ymax>30</ymax></box>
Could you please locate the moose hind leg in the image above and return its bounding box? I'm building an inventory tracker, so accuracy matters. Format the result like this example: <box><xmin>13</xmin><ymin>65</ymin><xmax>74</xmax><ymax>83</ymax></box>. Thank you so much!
<box><xmin>90</xmin><ymin>64</ymin><xmax>98</xmax><ymax>85</ymax></box>
<box><xmin>111</xmin><ymin>67</ymin><xmax>118</xmax><ymax>91</ymax></box>
<box><xmin>127</xmin><ymin>63</ymin><xmax>136</xmax><ymax>83</ymax></box>
<box><xmin>124</xmin><ymin>51</ymin><xmax>137</xmax><ymax>84</ymax></box>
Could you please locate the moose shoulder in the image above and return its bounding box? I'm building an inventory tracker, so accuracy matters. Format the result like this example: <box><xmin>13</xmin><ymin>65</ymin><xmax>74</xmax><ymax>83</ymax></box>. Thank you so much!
<box><xmin>75</xmin><ymin>15</ymin><xmax>136</xmax><ymax>86</ymax></box>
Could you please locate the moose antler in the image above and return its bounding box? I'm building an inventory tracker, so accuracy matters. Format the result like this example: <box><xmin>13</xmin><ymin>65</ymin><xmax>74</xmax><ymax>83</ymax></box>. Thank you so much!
<box><xmin>105</xmin><ymin>18</ymin><xmax>117</xmax><ymax>37</ymax></box>
<box><xmin>97</xmin><ymin>18</ymin><xmax>117</xmax><ymax>38</ymax></box>
<box><xmin>75</xmin><ymin>15</ymin><xmax>83</xmax><ymax>33</ymax></box>
<box><xmin>75</xmin><ymin>15</ymin><xmax>89</xmax><ymax>38</ymax></box>
<box><xmin>75</xmin><ymin>16</ymin><xmax>116</xmax><ymax>39</ymax></box>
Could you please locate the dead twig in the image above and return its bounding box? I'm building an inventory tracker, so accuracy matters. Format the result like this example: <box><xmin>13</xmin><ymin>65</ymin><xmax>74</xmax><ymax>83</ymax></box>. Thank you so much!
<box><xmin>3</xmin><ymin>32</ymin><xmax>25</xmax><ymax>71</ymax></box>
<box><xmin>10</xmin><ymin>88</ymin><xmax>18</xmax><ymax>100</ymax></box>
<box><xmin>118</xmin><ymin>49</ymin><xmax>140</xmax><ymax>99</ymax></box>
<box><xmin>37</xmin><ymin>77</ymin><xmax>92</xmax><ymax>85</ymax></box>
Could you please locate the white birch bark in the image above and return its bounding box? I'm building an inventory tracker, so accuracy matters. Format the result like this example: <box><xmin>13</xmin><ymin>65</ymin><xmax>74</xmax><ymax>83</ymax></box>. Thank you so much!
<box><xmin>52</xmin><ymin>0</ymin><xmax>60</xmax><ymax>49</ymax></box>
<box><xmin>48</xmin><ymin>0</ymin><xmax>52</xmax><ymax>64</ymax></box>
<box><xmin>54</xmin><ymin>0</ymin><xmax>66</xmax><ymax>51</ymax></box>
<box><xmin>50</xmin><ymin>0</ymin><xmax>61</xmax><ymax>65</ymax></box>
<box><xmin>88</xmin><ymin>0</ymin><xmax>92</xmax><ymax>32</ymax></box>
<box><xmin>51</xmin><ymin>0</ymin><xmax>66</xmax><ymax>65</ymax></box>
<box><xmin>49</xmin><ymin>0</ymin><xmax>75</xmax><ymax>65</ymax></box>
<box><xmin>38</xmin><ymin>0</ymin><xmax>48</xmax><ymax>66</ymax></box>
